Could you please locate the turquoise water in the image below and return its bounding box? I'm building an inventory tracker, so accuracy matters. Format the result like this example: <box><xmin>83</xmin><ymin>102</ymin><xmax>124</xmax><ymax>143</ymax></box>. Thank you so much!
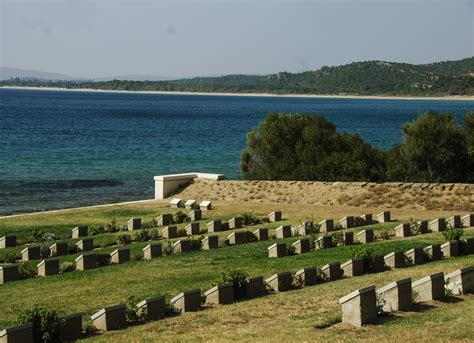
<box><xmin>0</xmin><ymin>88</ymin><xmax>472</xmax><ymax>214</ymax></box>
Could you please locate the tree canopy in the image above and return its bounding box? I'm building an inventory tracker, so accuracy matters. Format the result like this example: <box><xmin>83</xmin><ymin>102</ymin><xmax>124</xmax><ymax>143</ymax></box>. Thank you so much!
<box><xmin>241</xmin><ymin>111</ymin><xmax>474</xmax><ymax>183</ymax></box>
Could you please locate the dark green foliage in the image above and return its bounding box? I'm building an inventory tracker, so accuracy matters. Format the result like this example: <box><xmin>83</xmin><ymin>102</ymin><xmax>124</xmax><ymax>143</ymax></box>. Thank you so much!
<box><xmin>221</xmin><ymin>269</ymin><xmax>250</xmax><ymax>300</ymax></box>
<box><xmin>116</xmin><ymin>234</ymin><xmax>132</xmax><ymax>246</ymax></box>
<box><xmin>18</xmin><ymin>262</ymin><xmax>36</xmax><ymax>279</ymax></box>
<box><xmin>124</xmin><ymin>296</ymin><xmax>144</xmax><ymax>323</ymax></box>
<box><xmin>3</xmin><ymin>57</ymin><xmax>473</xmax><ymax>96</ymax></box>
<box><xmin>17</xmin><ymin>305</ymin><xmax>62</xmax><ymax>343</ymax></box>
<box><xmin>387</xmin><ymin>111</ymin><xmax>473</xmax><ymax>183</ymax></box>
<box><xmin>240</xmin><ymin>113</ymin><xmax>386</xmax><ymax>181</ymax></box>
<box><xmin>331</xmin><ymin>231</ymin><xmax>344</xmax><ymax>246</ymax></box>
<box><xmin>32</xmin><ymin>230</ymin><xmax>56</xmax><ymax>242</ymax></box>
<box><xmin>442</xmin><ymin>226</ymin><xmax>464</xmax><ymax>241</ymax></box>
<box><xmin>40</xmin><ymin>246</ymin><xmax>50</xmax><ymax>259</ymax></box>
<box><xmin>189</xmin><ymin>237</ymin><xmax>203</xmax><ymax>251</ymax></box>
<box><xmin>241</xmin><ymin>212</ymin><xmax>262</xmax><ymax>225</ymax></box>
<box><xmin>165</xmin><ymin>303</ymin><xmax>181</xmax><ymax>316</ymax></box>
<box><xmin>244</xmin><ymin>231</ymin><xmax>258</xmax><ymax>243</ymax></box>
<box><xmin>162</xmin><ymin>241</ymin><xmax>174</xmax><ymax>256</ymax></box>
<box><xmin>352</xmin><ymin>246</ymin><xmax>377</xmax><ymax>273</ymax></box>
<box><xmin>3</xmin><ymin>252</ymin><xmax>18</xmax><ymax>263</ymax></box>
<box><xmin>465</xmin><ymin>112</ymin><xmax>474</xmax><ymax>157</ymax></box>
<box><xmin>174</xmin><ymin>211</ymin><xmax>187</xmax><ymax>224</ymax></box>
<box><xmin>134</xmin><ymin>230</ymin><xmax>151</xmax><ymax>242</ymax></box>
<box><xmin>105</xmin><ymin>218</ymin><xmax>120</xmax><ymax>232</ymax></box>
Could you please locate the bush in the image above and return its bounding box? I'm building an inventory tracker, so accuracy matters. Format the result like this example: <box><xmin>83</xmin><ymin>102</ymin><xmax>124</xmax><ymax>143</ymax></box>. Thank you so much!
<box><xmin>40</xmin><ymin>246</ymin><xmax>50</xmax><ymax>259</ymax></box>
<box><xmin>134</xmin><ymin>230</ymin><xmax>151</xmax><ymax>242</ymax></box>
<box><xmin>240</xmin><ymin>113</ymin><xmax>386</xmax><ymax>181</ymax></box>
<box><xmin>174</xmin><ymin>211</ymin><xmax>187</xmax><ymax>224</ymax></box>
<box><xmin>442</xmin><ymin>226</ymin><xmax>464</xmax><ymax>241</ymax></box>
<box><xmin>59</xmin><ymin>262</ymin><xmax>75</xmax><ymax>273</ymax></box>
<box><xmin>17</xmin><ymin>305</ymin><xmax>62</xmax><ymax>343</ymax></box>
<box><xmin>190</xmin><ymin>238</ymin><xmax>203</xmax><ymax>251</ymax></box>
<box><xmin>149</xmin><ymin>228</ymin><xmax>159</xmax><ymax>240</ymax></box>
<box><xmin>32</xmin><ymin>230</ymin><xmax>56</xmax><ymax>243</ymax></box>
<box><xmin>116</xmin><ymin>234</ymin><xmax>132</xmax><ymax>246</ymax></box>
<box><xmin>3</xmin><ymin>252</ymin><xmax>18</xmax><ymax>263</ymax></box>
<box><xmin>377</xmin><ymin>230</ymin><xmax>390</xmax><ymax>240</ymax></box>
<box><xmin>241</xmin><ymin>212</ymin><xmax>262</xmax><ymax>225</ymax></box>
<box><xmin>331</xmin><ymin>231</ymin><xmax>344</xmax><ymax>246</ymax></box>
<box><xmin>105</xmin><ymin>218</ymin><xmax>120</xmax><ymax>233</ymax></box>
<box><xmin>162</xmin><ymin>241</ymin><xmax>174</xmax><ymax>256</ymax></box>
<box><xmin>287</xmin><ymin>245</ymin><xmax>296</xmax><ymax>256</ymax></box>
<box><xmin>221</xmin><ymin>270</ymin><xmax>250</xmax><ymax>300</ymax></box>
<box><xmin>352</xmin><ymin>246</ymin><xmax>376</xmax><ymax>273</ymax></box>
<box><xmin>177</xmin><ymin>228</ymin><xmax>187</xmax><ymax>237</ymax></box>
<box><xmin>244</xmin><ymin>231</ymin><xmax>258</xmax><ymax>243</ymax></box>
<box><xmin>124</xmin><ymin>296</ymin><xmax>144</xmax><ymax>323</ymax></box>
<box><xmin>165</xmin><ymin>303</ymin><xmax>181</xmax><ymax>316</ymax></box>
<box><xmin>88</xmin><ymin>226</ymin><xmax>105</xmax><ymax>236</ymax></box>
<box><xmin>19</xmin><ymin>262</ymin><xmax>37</xmax><ymax>279</ymax></box>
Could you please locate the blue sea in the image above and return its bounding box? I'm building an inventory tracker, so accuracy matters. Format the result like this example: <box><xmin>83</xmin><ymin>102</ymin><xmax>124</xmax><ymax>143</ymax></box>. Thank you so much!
<box><xmin>0</xmin><ymin>88</ymin><xmax>472</xmax><ymax>215</ymax></box>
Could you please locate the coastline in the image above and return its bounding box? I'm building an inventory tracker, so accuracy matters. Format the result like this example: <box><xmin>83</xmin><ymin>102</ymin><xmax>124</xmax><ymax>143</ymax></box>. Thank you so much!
<box><xmin>2</xmin><ymin>85</ymin><xmax>474</xmax><ymax>101</ymax></box>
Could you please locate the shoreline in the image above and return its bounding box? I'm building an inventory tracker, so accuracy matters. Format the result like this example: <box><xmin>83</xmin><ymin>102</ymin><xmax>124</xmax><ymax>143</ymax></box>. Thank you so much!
<box><xmin>2</xmin><ymin>85</ymin><xmax>474</xmax><ymax>101</ymax></box>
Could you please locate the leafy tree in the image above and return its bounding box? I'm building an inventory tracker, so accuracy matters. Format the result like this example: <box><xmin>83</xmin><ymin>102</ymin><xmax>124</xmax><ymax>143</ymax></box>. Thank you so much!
<box><xmin>465</xmin><ymin>112</ymin><xmax>474</xmax><ymax>157</ymax></box>
<box><xmin>240</xmin><ymin>113</ymin><xmax>386</xmax><ymax>181</ymax></box>
<box><xmin>387</xmin><ymin>111</ymin><xmax>472</xmax><ymax>182</ymax></box>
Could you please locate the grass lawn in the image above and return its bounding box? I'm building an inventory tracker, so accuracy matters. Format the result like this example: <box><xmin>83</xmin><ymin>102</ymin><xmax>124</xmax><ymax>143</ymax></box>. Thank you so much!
<box><xmin>0</xmin><ymin>200</ymin><xmax>473</xmax><ymax>342</ymax></box>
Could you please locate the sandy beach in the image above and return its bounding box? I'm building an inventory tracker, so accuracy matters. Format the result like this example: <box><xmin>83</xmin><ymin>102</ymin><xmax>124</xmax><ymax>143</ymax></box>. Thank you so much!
<box><xmin>2</xmin><ymin>85</ymin><xmax>474</xmax><ymax>101</ymax></box>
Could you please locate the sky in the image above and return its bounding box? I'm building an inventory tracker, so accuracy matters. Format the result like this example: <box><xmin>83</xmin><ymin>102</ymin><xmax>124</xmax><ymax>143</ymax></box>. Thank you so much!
<box><xmin>1</xmin><ymin>0</ymin><xmax>473</xmax><ymax>79</ymax></box>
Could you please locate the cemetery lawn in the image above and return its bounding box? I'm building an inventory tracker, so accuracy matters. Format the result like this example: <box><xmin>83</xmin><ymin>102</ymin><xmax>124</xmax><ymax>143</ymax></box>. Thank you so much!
<box><xmin>0</xmin><ymin>199</ymin><xmax>473</xmax><ymax>342</ymax></box>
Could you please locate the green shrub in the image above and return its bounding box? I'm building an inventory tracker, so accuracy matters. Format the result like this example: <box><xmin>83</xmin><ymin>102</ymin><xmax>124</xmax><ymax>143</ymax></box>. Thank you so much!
<box><xmin>352</xmin><ymin>246</ymin><xmax>376</xmax><ymax>272</ymax></box>
<box><xmin>177</xmin><ymin>228</ymin><xmax>187</xmax><ymax>237</ymax></box>
<box><xmin>244</xmin><ymin>231</ymin><xmax>258</xmax><ymax>243</ymax></box>
<box><xmin>124</xmin><ymin>296</ymin><xmax>144</xmax><ymax>323</ymax></box>
<box><xmin>59</xmin><ymin>262</ymin><xmax>75</xmax><ymax>273</ymax></box>
<box><xmin>40</xmin><ymin>246</ymin><xmax>50</xmax><ymax>259</ymax></box>
<box><xmin>105</xmin><ymin>218</ymin><xmax>120</xmax><ymax>233</ymax></box>
<box><xmin>19</xmin><ymin>262</ymin><xmax>36</xmax><ymax>279</ymax></box>
<box><xmin>377</xmin><ymin>230</ymin><xmax>390</xmax><ymax>240</ymax></box>
<box><xmin>149</xmin><ymin>228</ymin><xmax>159</xmax><ymax>240</ymax></box>
<box><xmin>116</xmin><ymin>234</ymin><xmax>132</xmax><ymax>245</ymax></box>
<box><xmin>221</xmin><ymin>270</ymin><xmax>250</xmax><ymax>300</ymax></box>
<box><xmin>331</xmin><ymin>231</ymin><xmax>344</xmax><ymax>246</ymax></box>
<box><xmin>32</xmin><ymin>230</ymin><xmax>56</xmax><ymax>242</ymax></box>
<box><xmin>241</xmin><ymin>212</ymin><xmax>262</xmax><ymax>225</ymax></box>
<box><xmin>287</xmin><ymin>245</ymin><xmax>296</xmax><ymax>256</ymax></box>
<box><xmin>165</xmin><ymin>303</ymin><xmax>181</xmax><ymax>316</ymax></box>
<box><xmin>134</xmin><ymin>230</ymin><xmax>151</xmax><ymax>242</ymax></box>
<box><xmin>190</xmin><ymin>238</ymin><xmax>203</xmax><ymax>251</ymax></box>
<box><xmin>3</xmin><ymin>252</ymin><xmax>18</xmax><ymax>263</ymax></box>
<box><xmin>174</xmin><ymin>211</ymin><xmax>187</xmax><ymax>224</ymax></box>
<box><xmin>442</xmin><ymin>226</ymin><xmax>464</xmax><ymax>241</ymax></box>
<box><xmin>88</xmin><ymin>226</ymin><xmax>105</xmax><ymax>236</ymax></box>
<box><xmin>162</xmin><ymin>241</ymin><xmax>174</xmax><ymax>256</ymax></box>
<box><xmin>17</xmin><ymin>305</ymin><xmax>62</xmax><ymax>343</ymax></box>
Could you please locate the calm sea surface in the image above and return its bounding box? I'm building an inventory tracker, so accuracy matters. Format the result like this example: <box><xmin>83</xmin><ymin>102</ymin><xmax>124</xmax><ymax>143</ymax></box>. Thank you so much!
<box><xmin>0</xmin><ymin>88</ymin><xmax>472</xmax><ymax>215</ymax></box>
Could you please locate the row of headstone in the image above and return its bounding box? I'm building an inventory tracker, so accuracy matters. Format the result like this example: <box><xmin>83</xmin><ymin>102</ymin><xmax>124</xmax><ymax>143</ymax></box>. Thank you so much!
<box><xmin>395</xmin><ymin>214</ymin><xmax>474</xmax><ymax>238</ymax></box>
<box><xmin>268</xmin><ymin>229</ymin><xmax>373</xmax><ymax>258</ymax></box>
<box><xmin>338</xmin><ymin>211</ymin><xmax>390</xmax><ymax>229</ymax></box>
<box><xmin>206</xmin><ymin>216</ymin><xmax>243</xmax><ymax>233</ymax></box>
<box><xmin>156</xmin><ymin>210</ymin><xmax>203</xmax><ymax>227</ymax></box>
<box><xmin>170</xmin><ymin>198</ymin><xmax>212</xmax><ymax>211</ymax></box>
<box><xmin>18</xmin><ymin>237</ymin><xmax>95</xmax><ymax>263</ymax></box>
<box><xmin>0</xmin><ymin>312</ymin><xmax>83</xmax><ymax>342</ymax></box>
<box><xmin>339</xmin><ymin>266</ymin><xmax>473</xmax><ymax>327</ymax></box>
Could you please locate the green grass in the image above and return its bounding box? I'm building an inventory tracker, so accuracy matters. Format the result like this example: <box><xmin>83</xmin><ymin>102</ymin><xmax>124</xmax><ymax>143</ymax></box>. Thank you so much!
<box><xmin>1</xmin><ymin>203</ymin><xmax>473</xmax><ymax>342</ymax></box>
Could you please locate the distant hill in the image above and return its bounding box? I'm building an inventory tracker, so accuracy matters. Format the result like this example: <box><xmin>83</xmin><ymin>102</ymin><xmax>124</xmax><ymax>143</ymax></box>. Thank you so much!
<box><xmin>0</xmin><ymin>67</ymin><xmax>82</xmax><ymax>81</ymax></box>
<box><xmin>2</xmin><ymin>57</ymin><xmax>473</xmax><ymax>96</ymax></box>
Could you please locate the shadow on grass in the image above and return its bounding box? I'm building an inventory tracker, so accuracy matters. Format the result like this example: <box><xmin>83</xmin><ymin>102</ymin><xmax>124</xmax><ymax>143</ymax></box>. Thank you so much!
<box><xmin>437</xmin><ymin>295</ymin><xmax>464</xmax><ymax>304</ymax></box>
<box><xmin>406</xmin><ymin>302</ymin><xmax>437</xmax><ymax>313</ymax></box>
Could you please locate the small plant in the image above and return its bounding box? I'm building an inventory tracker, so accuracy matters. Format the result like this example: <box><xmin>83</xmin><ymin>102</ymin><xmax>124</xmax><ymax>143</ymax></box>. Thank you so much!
<box><xmin>442</xmin><ymin>225</ymin><xmax>463</xmax><ymax>241</ymax></box>
<box><xmin>287</xmin><ymin>244</ymin><xmax>296</xmax><ymax>256</ymax></box>
<box><xmin>88</xmin><ymin>226</ymin><xmax>105</xmax><ymax>236</ymax></box>
<box><xmin>190</xmin><ymin>202</ymin><xmax>200</xmax><ymax>210</ymax></box>
<box><xmin>377</xmin><ymin>230</ymin><xmax>390</xmax><ymax>240</ymax></box>
<box><xmin>17</xmin><ymin>305</ymin><xmax>62</xmax><ymax>343</ymax></box>
<box><xmin>174</xmin><ymin>211</ymin><xmax>187</xmax><ymax>224</ymax></box>
<box><xmin>190</xmin><ymin>238</ymin><xmax>203</xmax><ymax>251</ymax></box>
<box><xmin>105</xmin><ymin>218</ymin><xmax>120</xmax><ymax>233</ymax></box>
<box><xmin>124</xmin><ymin>295</ymin><xmax>145</xmax><ymax>323</ymax></box>
<box><xmin>134</xmin><ymin>230</ymin><xmax>151</xmax><ymax>242</ymax></box>
<box><xmin>444</xmin><ymin>278</ymin><xmax>453</xmax><ymax>296</ymax></box>
<box><xmin>165</xmin><ymin>303</ymin><xmax>181</xmax><ymax>316</ymax></box>
<box><xmin>149</xmin><ymin>228</ymin><xmax>159</xmax><ymax>240</ymax></box>
<box><xmin>67</xmin><ymin>243</ymin><xmax>78</xmax><ymax>254</ymax></box>
<box><xmin>60</xmin><ymin>262</ymin><xmax>75</xmax><ymax>273</ymax></box>
<box><xmin>32</xmin><ymin>230</ymin><xmax>56</xmax><ymax>242</ymax></box>
<box><xmin>244</xmin><ymin>231</ymin><xmax>258</xmax><ymax>243</ymax></box>
<box><xmin>96</xmin><ymin>253</ymin><xmax>111</xmax><ymax>267</ymax></box>
<box><xmin>82</xmin><ymin>321</ymin><xmax>97</xmax><ymax>336</ymax></box>
<box><xmin>162</xmin><ymin>241</ymin><xmax>174</xmax><ymax>256</ymax></box>
<box><xmin>221</xmin><ymin>269</ymin><xmax>250</xmax><ymax>300</ymax></box>
<box><xmin>241</xmin><ymin>212</ymin><xmax>262</xmax><ymax>225</ymax></box>
<box><xmin>150</xmin><ymin>218</ymin><xmax>158</xmax><ymax>228</ymax></box>
<box><xmin>40</xmin><ymin>246</ymin><xmax>50</xmax><ymax>259</ymax></box>
<box><xmin>177</xmin><ymin>228</ymin><xmax>187</xmax><ymax>237</ymax></box>
<box><xmin>116</xmin><ymin>234</ymin><xmax>132</xmax><ymax>246</ymax></box>
<box><xmin>409</xmin><ymin>218</ymin><xmax>420</xmax><ymax>235</ymax></box>
<box><xmin>292</xmin><ymin>272</ymin><xmax>304</xmax><ymax>289</ymax></box>
<box><xmin>354</xmin><ymin>216</ymin><xmax>365</xmax><ymax>227</ymax></box>
<box><xmin>4</xmin><ymin>252</ymin><xmax>18</xmax><ymax>263</ymax></box>
<box><xmin>352</xmin><ymin>246</ymin><xmax>376</xmax><ymax>273</ymax></box>
<box><xmin>18</xmin><ymin>262</ymin><xmax>37</xmax><ymax>279</ymax></box>
<box><xmin>331</xmin><ymin>231</ymin><xmax>344</xmax><ymax>246</ymax></box>
<box><xmin>376</xmin><ymin>294</ymin><xmax>386</xmax><ymax>315</ymax></box>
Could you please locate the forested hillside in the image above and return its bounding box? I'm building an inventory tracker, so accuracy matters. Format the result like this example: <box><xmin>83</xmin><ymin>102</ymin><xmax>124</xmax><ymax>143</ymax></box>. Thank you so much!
<box><xmin>3</xmin><ymin>58</ymin><xmax>473</xmax><ymax>96</ymax></box>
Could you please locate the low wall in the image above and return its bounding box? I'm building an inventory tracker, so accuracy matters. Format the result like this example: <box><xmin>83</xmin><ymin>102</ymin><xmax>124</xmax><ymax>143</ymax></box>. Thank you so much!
<box><xmin>154</xmin><ymin>172</ymin><xmax>224</xmax><ymax>199</ymax></box>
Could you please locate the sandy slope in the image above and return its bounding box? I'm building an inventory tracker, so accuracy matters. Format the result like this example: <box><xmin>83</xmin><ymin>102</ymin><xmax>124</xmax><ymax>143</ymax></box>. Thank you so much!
<box><xmin>176</xmin><ymin>180</ymin><xmax>474</xmax><ymax>213</ymax></box>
